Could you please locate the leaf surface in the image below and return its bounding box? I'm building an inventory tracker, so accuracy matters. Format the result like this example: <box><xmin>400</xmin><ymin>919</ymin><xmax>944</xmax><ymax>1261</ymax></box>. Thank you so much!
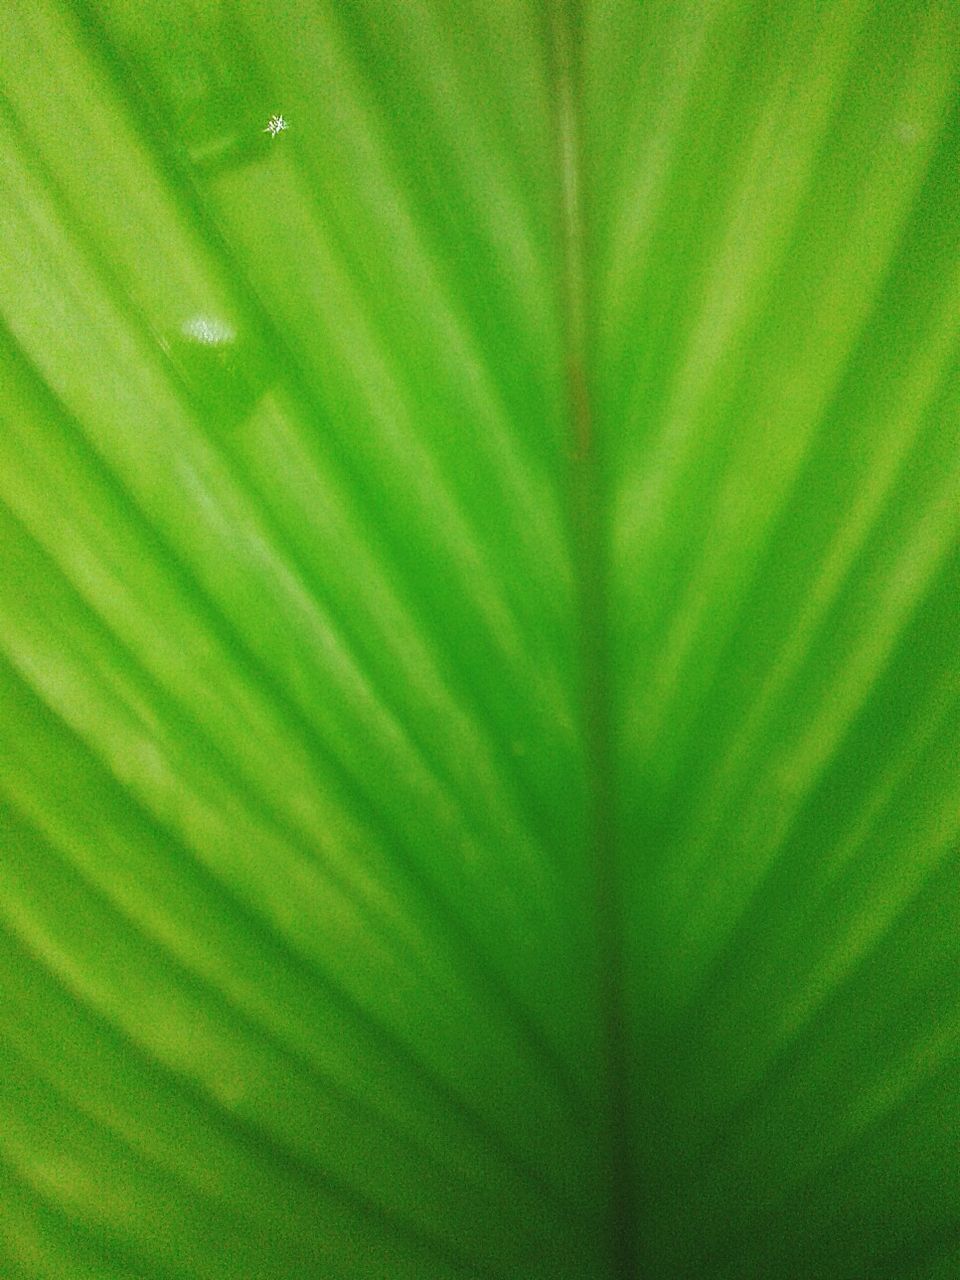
<box><xmin>1</xmin><ymin>2</ymin><xmax>958</xmax><ymax>1277</ymax></box>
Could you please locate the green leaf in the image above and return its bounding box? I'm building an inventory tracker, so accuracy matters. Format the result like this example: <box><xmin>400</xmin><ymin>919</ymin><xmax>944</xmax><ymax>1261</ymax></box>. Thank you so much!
<box><xmin>1</xmin><ymin>2</ymin><xmax>958</xmax><ymax>1277</ymax></box>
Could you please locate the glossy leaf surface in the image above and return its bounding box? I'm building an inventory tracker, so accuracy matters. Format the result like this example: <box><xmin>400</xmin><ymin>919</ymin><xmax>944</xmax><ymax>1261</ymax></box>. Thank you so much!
<box><xmin>1</xmin><ymin>2</ymin><xmax>958</xmax><ymax>1277</ymax></box>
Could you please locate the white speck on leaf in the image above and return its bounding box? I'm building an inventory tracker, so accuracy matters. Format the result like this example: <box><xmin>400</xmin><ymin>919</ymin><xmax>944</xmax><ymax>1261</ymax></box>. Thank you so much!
<box><xmin>181</xmin><ymin>314</ymin><xmax>235</xmax><ymax>346</ymax></box>
<box><xmin>264</xmin><ymin>113</ymin><xmax>288</xmax><ymax>137</ymax></box>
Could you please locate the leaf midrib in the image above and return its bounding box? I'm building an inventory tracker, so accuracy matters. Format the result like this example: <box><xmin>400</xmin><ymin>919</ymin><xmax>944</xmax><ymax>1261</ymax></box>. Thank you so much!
<box><xmin>547</xmin><ymin>5</ymin><xmax>637</xmax><ymax>1276</ymax></box>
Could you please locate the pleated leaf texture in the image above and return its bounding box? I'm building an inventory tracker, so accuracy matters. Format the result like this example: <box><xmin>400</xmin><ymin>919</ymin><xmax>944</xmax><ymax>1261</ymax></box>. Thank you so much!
<box><xmin>1</xmin><ymin>1</ymin><xmax>959</xmax><ymax>1277</ymax></box>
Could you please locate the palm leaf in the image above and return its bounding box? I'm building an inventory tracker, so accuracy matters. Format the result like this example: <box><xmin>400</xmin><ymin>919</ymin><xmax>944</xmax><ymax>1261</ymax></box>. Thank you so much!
<box><xmin>1</xmin><ymin>1</ymin><xmax>958</xmax><ymax>1276</ymax></box>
